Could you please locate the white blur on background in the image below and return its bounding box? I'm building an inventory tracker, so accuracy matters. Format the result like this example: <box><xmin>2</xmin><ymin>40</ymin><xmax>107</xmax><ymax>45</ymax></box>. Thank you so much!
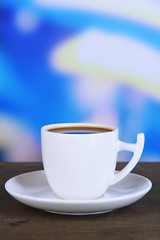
<box><xmin>14</xmin><ymin>9</ymin><xmax>40</xmax><ymax>33</ymax></box>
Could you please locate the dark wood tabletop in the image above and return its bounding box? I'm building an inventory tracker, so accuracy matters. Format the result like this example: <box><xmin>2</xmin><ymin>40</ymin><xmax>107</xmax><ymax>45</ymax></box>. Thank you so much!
<box><xmin>0</xmin><ymin>162</ymin><xmax>159</xmax><ymax>240</ymax></box>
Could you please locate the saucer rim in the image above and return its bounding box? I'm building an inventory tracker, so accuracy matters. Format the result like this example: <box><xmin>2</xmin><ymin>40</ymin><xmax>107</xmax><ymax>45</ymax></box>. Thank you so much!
<box><xmin>5</xmin><ymin>170</ymin><xmax>152</xmax><ymax>204</ymax></box>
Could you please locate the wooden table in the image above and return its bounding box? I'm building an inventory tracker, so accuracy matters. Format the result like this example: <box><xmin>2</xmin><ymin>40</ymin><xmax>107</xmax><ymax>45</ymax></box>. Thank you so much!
<box><xmin>0</xmin><ymin>162</ymin><xmax>159</xmax><ymax>240</ymax></box>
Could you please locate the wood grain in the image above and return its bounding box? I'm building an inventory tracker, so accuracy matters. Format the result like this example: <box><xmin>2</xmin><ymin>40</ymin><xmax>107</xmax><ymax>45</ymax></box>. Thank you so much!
<box><xmin>0</xmin><ymin>162</ymin><xmax>159</xmax><ymax>240</ymax></box>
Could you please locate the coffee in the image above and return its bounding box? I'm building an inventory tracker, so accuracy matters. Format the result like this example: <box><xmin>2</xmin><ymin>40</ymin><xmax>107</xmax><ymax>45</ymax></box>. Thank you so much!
<box><xmin>47</xmin><ymin>126</ymin><xmax>114</xmax><ymax>134</ymax></box>
<box><xmin>42</xmin><ymin>123</ymin><xmax>144</xmax><ymax>200</ymax></box>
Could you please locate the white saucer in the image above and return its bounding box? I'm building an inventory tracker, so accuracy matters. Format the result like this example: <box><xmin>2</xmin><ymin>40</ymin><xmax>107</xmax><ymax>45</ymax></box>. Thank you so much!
<box><xmin>5</xmin><ymin>170</ymin><xmax>152</xmax><ymax>215</ymax></box>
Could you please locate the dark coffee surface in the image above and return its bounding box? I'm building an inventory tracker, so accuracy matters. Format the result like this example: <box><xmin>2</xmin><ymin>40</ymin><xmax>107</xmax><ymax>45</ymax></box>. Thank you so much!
<box><xmin>47</xmin><ymin>126</ymin><xmax>114</xmax><ymax>134</ymax></box>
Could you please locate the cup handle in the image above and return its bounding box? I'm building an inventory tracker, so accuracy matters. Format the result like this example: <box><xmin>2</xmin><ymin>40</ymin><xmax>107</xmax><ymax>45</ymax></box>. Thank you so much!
<box><xmin>111</xmin><ymin>133</ymin><xmax>145</xmax><ymax>185</ymax></box>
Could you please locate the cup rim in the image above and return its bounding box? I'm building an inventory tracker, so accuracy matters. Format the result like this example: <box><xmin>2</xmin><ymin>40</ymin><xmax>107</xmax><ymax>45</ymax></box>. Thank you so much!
<box><xmin>41</xmin><ymin>123</ymin><xmax>118</xmax><ymax>135</ymax></box>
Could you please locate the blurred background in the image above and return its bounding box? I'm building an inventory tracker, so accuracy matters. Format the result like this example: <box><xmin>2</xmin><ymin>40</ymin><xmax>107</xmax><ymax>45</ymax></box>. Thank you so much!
<box><xmin>1</xmin><ymin>0</ymin><xmax>160</xmax><ymax>162</ymax></box>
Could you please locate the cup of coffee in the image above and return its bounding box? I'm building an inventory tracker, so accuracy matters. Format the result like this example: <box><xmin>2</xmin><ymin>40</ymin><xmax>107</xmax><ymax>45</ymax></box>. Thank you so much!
<box><xmin>41</xmin><ymin>123</ymin><xmax>144</xmax><ymax>200</ymax></box>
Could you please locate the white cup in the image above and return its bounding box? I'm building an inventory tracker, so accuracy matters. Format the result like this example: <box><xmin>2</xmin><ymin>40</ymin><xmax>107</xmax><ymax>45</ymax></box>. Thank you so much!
<box><xmin>41</xmin><ymin>123</ymin><xmax>144</xmax><ymax>200</ymax></box>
